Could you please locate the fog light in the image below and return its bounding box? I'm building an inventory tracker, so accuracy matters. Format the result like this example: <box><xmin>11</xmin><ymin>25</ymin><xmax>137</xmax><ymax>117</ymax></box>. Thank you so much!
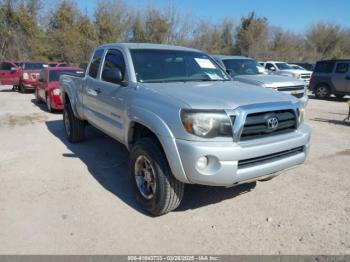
<box><xmin>196</xmin><ymin>156</ymin><xmax>208</xmax><ymax>170</ymax></box>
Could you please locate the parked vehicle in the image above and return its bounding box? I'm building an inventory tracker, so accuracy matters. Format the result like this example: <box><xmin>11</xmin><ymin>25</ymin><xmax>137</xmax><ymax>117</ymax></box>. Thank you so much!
<box><xmin>288</xmin><ymin>62</ymin><xmax>315</xmax><ymax>71</ymax></box>
<box><xmin>0</xmin><ymin>61</ymin><xmax>21</xmax><ymax>87</ymax></box>
<box><xmin>213</xmin><ymin>56</ymin><xmax>308</xmax><ymax>108</ymax></box>
<box><xmin>35</xmin><ymin>67</ymin><xmax>83</xmax><ymax>112</ymax></box>
<box><xmin>48</xmin><ymin>62</ymin><xmax>67</xmax><ymax>67</ymax></box>
<box><xmin>310</xmin><ymin>59</ymin><xmax>350</xmax><ymax>99</ymax></box>
<box><xmin>18</xmin><ymin>62</ymin><xmax>47</xmax><ymax>93</ymax></box>
<box><xmin>263</xmin><ymin>61</ymin><xmax>312</xmax><ymax>85</ymax></box>
<box><xmin>60</xmin><ymin>43</ymin><xmax>311</xmax><ymax>215</ymax></box>
<box><xmin>288</xmin><ymin>64</ymin><xmax>306</xmax><ymax>70</ymax></box>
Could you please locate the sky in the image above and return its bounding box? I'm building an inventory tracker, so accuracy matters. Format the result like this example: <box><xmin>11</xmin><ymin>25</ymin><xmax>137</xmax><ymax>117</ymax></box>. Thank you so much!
<box><xmin>76</xmin><ymin>0</ymin><xmax>350</xmax><ymax>33</ymax></box>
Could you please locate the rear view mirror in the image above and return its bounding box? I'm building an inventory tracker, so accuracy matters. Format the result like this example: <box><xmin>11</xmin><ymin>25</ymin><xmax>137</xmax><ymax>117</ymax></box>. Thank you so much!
<box><xmin>102</xmin><ymin>68</ymin><xmax>123</xmax><ymax>84</ymax></box>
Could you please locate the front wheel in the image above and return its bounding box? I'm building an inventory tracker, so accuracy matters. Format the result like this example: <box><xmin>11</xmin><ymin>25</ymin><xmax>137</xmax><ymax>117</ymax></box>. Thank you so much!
<box><xmin>63</xmin><ymin>103</ymin><xmax>85</xmax><ymax>143</ymax></box>
<box><xmin>19</xmin><ymin>84</ymin><xmax>26</xmax><ymax>94</ymax></box>
<box><xmin>129</xmin><ymin>137</ymin><xmax>184</xmax><ymax>216</ymax></box>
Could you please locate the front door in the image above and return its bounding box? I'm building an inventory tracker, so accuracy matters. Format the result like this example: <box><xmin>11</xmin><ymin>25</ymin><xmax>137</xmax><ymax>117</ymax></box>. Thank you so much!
<box><xmin>0</xmin><ymin>62</ymin><xmax>20</xmax><ymax>85</ymax></box>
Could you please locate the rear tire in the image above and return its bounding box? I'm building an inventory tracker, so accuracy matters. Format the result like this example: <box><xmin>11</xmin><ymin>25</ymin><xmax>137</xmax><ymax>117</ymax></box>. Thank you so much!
<box><xmin>63</xmin><ymin>103</ymin><xmax>85</xmax><ymax>143</ymax></box>
<box><xmin>129</xmin><ymin>137</ymin><xmax>184</xmax><ymax>216</ymax></box>
<box><xmin>315</xmin><ymin>84</ymin><xmax>330</xmax><ymax>99</ymax></box>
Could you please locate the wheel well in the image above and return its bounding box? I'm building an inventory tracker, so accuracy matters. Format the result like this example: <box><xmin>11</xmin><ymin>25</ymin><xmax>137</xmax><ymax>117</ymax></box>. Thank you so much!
<box><xmin>64</xmin><ymin>93</ymin><xmax>70</xmax><ymax>105</ymax></box>
<box><xmin>129</xmin><ymin>122</ymin><xmax>160</xmax><ymax>148</ymax></box>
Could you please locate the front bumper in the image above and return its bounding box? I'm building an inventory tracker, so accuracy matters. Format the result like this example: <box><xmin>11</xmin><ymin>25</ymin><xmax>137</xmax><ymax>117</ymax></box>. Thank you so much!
<box><xmin>174</xmin><ymin>124</ymin><xmax>311</xmax><ymax>187</ymax></box>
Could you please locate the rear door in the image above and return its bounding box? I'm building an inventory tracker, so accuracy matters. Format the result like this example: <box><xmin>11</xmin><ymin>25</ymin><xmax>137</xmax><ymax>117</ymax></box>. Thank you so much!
<box><xmin>0</xmin><ymin>62</ymin><xmax>20</xmax><ymax>85</ymax></box>
<box><xmin>332</xmin><ymin>62</ymin><xmax>350</xmax><ymax>93</ymax></box>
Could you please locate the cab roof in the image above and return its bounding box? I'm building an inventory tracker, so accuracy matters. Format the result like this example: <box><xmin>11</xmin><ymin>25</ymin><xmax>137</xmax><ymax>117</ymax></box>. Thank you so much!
<box><xmin>98</xmin><ymin>43</ymin><xmax>201</xmax><ymax>53</ymax></box>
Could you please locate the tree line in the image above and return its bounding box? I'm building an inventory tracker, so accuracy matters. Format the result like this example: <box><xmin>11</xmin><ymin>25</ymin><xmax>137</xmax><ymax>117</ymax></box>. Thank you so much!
<box><xmin>1</xmin><ymin>0</ymin><xmax>350</xmax><ymax>64</ymax></box>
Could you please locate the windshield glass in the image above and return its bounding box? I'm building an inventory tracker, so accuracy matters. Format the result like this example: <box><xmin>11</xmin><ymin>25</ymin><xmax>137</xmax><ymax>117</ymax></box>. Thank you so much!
<box><xmin>130</xmin><ymin>49</ymin><xmax>230</xmax><ymax>83</ymax></box>
<box><xmin>49</xmin><ymin>70</ymin><xmax>82</xmax><ymax>81</ymax></box>
<box><xmin>23</xmin><ymin>63</ymin><xmax>45</xmax><ymax>70</ymax></box>
<box><xmin>276</xmin><ymin>63</ymin><xmax>293</xmax><ymax>70</ymax></box>
<box><xmin>222</xmin><ymin>59</ymin><xmax>261</xmax><ymax>75</ymax></box>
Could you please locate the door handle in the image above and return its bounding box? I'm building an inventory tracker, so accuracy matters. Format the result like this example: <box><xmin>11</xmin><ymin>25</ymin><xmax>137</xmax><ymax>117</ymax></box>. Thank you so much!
<box><xmin>94</xmin><ymin>88</ymin><xmax>101</xmax><ymax>94</ymax></box>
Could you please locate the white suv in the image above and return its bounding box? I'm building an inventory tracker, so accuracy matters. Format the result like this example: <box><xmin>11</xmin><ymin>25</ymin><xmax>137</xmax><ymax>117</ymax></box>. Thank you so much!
<box><xmin>263</xmin><ymin>61</ymin><xmax>312</xmax><ymax>85</ymax></box>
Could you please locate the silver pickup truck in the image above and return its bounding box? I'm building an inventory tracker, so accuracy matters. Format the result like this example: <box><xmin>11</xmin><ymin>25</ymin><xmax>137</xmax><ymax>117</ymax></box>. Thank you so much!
<box><xmin>60</xmin><ymin>43</ymin><xmax>311</xmax><ymax>215</ymax></box>
<box><xmin>213</xmin><ymin>55</ymin><xmax>309</xmax><ymax>108</ymax></box>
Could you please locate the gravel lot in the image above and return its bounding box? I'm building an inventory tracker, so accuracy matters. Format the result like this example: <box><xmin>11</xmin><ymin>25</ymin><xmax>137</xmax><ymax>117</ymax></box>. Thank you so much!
<box><xmin>0</xmin><ymin>85</ymin><xmax>349</xmax><ymax>255</ymax></box>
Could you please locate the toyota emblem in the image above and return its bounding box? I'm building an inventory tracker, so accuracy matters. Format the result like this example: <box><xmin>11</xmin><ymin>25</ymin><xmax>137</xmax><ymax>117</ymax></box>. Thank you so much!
<box><xmin>267</xmin><ymin>117</ymin><xmax>279</xmax><ymax>129</ymax></box>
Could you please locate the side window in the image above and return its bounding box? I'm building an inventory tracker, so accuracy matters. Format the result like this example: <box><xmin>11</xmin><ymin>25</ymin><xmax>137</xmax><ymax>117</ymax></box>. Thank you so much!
<box><xmin>101</xmin><ymin>49</ymin><xmax>126</xmax><ymax>83</ymax></box>
<box><xmin>88</xmin><ymin>49</ymin><xmax>104</xmax><ymax>78</ymax></box>
<box><xmin>266</xmin><ymin>63</ymin><xmax>275</xmax><ymax>70</ymax></box>
<box><xmin>314</xmin><ymin>61</ymin><xmax>335</xmax><ymax>73</ymax></box>
<box><xmin>335</xmin><ymin>63</ymin><xmax>349</xmax><ymax>74</ymax></box>
<box><xmin>0</xmin><ymin>62</ymin><xmax>12</xmax><ymax>70</ymax></box>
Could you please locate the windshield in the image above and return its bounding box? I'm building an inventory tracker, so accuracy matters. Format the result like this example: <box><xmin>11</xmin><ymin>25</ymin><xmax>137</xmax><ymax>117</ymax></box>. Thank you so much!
<box><xmin>275</xmin><ymin>63</ymin><xmax>293</xmax><ymax>70</ymax></box>
<box><xmin>222</xmin><ymin>59</ymin><xmax>261</xmax><ymax>75</ymax></box>
<box><xmin>130</xmin><ymin>49</ymin><xmax>230</xmax><ymax>83</ymax></box>
<box><xmin>49</xmin><ymin>70</ymin><xmax>82</xmax><ymax>81</ymax></box>
<box><xmin>23</xmin><ymin>63</ymin><xmax>45</xmax><ymax>70</ymax></box>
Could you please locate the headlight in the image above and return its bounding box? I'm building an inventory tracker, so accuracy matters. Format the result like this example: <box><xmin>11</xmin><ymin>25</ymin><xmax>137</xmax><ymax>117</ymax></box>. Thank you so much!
<box><xmin>52</xmin><ymin>88</ymin><xmax>61</xmax><ymax>96</ymax></box>
<box><xmin>181</xmin><ymin>109</ymin><xmax>233</xmax><ymax>138</ymax></box>
<box><xmin>292</xmin><ymin>73</ymin><xmax>300</xmax><ymax>79</ymax></box>
<box><xmin>23</xmin><ymin>73</ymin><xmax>29</xmax><ymax>80</ymax></box>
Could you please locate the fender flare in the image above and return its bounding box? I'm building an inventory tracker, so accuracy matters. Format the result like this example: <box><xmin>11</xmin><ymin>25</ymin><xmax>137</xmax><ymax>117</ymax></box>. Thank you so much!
<box><xmin>126</xmin><ymin>106</ymin><xmax>190</xmax><ymax>184</ymax></box>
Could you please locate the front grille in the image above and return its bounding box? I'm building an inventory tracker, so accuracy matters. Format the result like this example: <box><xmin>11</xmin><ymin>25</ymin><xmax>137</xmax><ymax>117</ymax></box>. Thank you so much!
<box><xmin>240</xmin><ymin>110</ymin><xmax>297</xmax><ymax>141</ymax></box>
<box><xmin>277</xmin><ymin>85</ymin><xmax>304</xmax><ymax>92</ymax></box>
<box><xmin>238</xmin><ymin>146</ymin><xmax>304</xmax><ymax>168</ymax></box>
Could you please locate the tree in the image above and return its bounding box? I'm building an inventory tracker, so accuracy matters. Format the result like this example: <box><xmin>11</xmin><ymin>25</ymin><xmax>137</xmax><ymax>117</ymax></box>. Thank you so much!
<box><xmin>234</xmin><ymin>12</ymin><xmax>269</xmax><ymax>59</ymax></box>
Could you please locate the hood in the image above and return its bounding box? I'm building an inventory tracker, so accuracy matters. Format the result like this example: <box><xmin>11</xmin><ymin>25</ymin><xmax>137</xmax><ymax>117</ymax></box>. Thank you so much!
<box><xmin>140</xmin><ymin>81</ymin><xmax>298</xmax><ymax>110</ymax></box>
<box><xmin>234</xmin><ymin>74</ymin><xmax>305</xmax><ymax>88</ymax></box>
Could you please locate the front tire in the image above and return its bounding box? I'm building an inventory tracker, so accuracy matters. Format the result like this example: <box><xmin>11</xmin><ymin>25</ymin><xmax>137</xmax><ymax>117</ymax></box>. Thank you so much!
<box><xmin>46</xmin><ymin>94</ymin><xmax>52</xmax><ymax>113</ymax></box>
<box><xmin>63</xmin><ymin>103</ymin><xmax>85</xmax><ymax>143</ymax></box>
<box><xmin>129</xmin><ymin>137</ymin><xmax>184</xmax><ymax>216</ymax></box>
<box><xmin>19</xmin><ymin>84</ymin><xmax>26</xmax><ymax>94</ymax></box>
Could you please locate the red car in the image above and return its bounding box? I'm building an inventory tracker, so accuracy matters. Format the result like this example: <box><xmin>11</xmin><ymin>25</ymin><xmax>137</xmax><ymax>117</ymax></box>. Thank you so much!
<box><xmin>19</xmin><ymin>62</ymin><xmax>47</xmax><ymax>93</ymax></box>
<box><xmin>0</xmin><ymin>61</ymin><xmax>21</xmax><ymax>87</ymax></box>
<box><xmin>35</xmin><ymin>67</ymin><xmax>83</xmax><ymax>112</ymax></box>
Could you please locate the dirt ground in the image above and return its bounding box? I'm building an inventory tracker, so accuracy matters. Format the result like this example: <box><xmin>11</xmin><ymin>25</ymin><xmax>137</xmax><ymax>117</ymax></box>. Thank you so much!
<box><xmin>0</xmin><ymin>85</ymin><xmax>349</xmax><ymax>255</ymax></box>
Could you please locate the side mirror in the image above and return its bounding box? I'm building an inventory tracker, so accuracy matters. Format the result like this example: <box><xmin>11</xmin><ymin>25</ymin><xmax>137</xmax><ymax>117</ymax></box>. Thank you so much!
<box><xmin>102</xmin><ymin>68</ymin><xmax>123</xmax><ymax>84</ymax></box>
<box><xmin>10</xmin><ymin>67</ymin><xmax>17</xmax><ymax>72</ymax></box>
<box><xmin>270</xmin><ymin>66</ymin><xmax>276</xmax><ymax>71</ymax></box>
<box><xmin>226</xmin><ymin>69</ymin><xmax>235</xmax><ymax>77</ymax></box>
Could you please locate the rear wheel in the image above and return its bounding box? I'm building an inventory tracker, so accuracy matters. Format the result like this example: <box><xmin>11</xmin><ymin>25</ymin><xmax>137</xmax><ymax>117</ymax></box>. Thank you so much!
<box><xmin>129</xmin><ymin>137</ymin><xmax>184</xmax><ymax>216</ymax></box>
<box><xmin>63</xmin><ymin>103</ymin><xmax>85</xmax><ymax>143</ymax></box>
<box><xmin>315</xmin><ymin>84</ymin><xmax>330</xmax><ymax>99</ymax></box>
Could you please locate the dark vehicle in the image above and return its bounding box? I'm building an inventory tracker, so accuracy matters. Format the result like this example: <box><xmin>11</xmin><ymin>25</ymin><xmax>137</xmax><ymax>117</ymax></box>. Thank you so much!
<box><xmin>310</xmin><ymin>59</ymin><xmax>350</xmax><ymax>99</ymax></box>
<box><xmin>289</xmin><ymin>63</ymin><xmax>315</xmax><ymax>71</ymax></box>
<box><xmin>48</xmin><ymin>62</ymin><xmax>67</xmax><ymax>67</ymax></box>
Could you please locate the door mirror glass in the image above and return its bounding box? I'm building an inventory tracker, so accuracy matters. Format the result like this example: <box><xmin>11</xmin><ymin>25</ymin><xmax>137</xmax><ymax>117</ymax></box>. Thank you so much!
<box><xmin>102</xmin><ymin>68</ymin><xmax>123</xmax><ymax>84</ymax></box>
